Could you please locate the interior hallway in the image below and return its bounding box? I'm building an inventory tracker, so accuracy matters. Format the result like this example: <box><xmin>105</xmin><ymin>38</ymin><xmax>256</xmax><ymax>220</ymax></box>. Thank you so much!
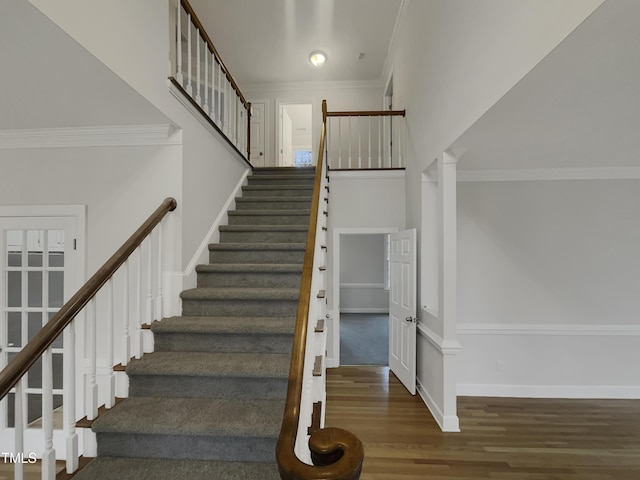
<box><xmin>325</xmin><ymin>366</ymin><xmax>640</xmax><ymax>479</ymax></box>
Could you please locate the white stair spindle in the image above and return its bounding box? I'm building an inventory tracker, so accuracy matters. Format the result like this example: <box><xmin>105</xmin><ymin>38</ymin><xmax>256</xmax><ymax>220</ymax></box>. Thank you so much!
<box><xmin>42</xmin><ymin>346</ymin><xmax>55</xmax><ymax>480</ymax></box>
<box><xmin>186</xmin><ymin>14</ymin><xmax>193</xmax><ymax>96</ymax></box>
<box><xmin>147</xmin><ymin>236</ymin><xmax>154</xmax><ymax>325</ymax></box>
<box><xmin>63</xmin><ymin>322</ymin><xmax>78</xmax><ymax>473</ymax></box>
<box><xmin>14</xmin><ymin>377</ymin><xmax>25</xmax><ymax>480</ymax></box>
<box><xmin>135</xmin><ymin>246</ymin><xmax>143</xmax><ymax>359</ymax></box>
<box><xmin>203</xmin><ymin>44</ymin><xmax>209</xmax><ymax>114</ymax></box>
<box><xmin>86</xmin><ymin>298</ymin><xmax>98</xmax><ymax>420</ymax></box>
<box><xmin>358</xmin><ymin>117</ymin><xmax>362</xmax><ymax>169</ymax></box>
<box><xmin>378</xmin><ymin>116</ymin><xmax>382</xmax><ymax>168</ymax></box>
<box><xmin>195</xmin><ymin>29</ymin><xmax>202</xmax><ymax>106</ymax></box>
<box><xmin>368</xmin><ymin>116</ymin><xmax>372</xmax><ymax>169</ymax></box>
<box><xmin>105</xmin><ymin>280</ymin><xmax>115</xmax><ymax>407</ymax></box>
<box><xmin>156</xmin><ymin>227</ymin><xmax>164</xmax><ymax>321</ymax></box>
<box><xmin>122</xmin><ymin>261</ymin><xmax>130</xmax><ymax>366</ymax></box>
<box><xmin>338</xmin><ymin>117</ymin><xmax>342</xmax><ymax>169</ymax></box>
<box><xmin>348</xmin><ymin>117</ymin><xmax>352</xmax><ymax>169</ymax></box>
<box><xmin>176</xmin><ymin>4</ymin><xmax>183</xmax><ymax>86</ymax></box>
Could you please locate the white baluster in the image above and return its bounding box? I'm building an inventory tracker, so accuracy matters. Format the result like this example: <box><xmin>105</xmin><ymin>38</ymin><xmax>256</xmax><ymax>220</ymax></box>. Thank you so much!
<box><xmin>186</xmin><ymin>14</ymin><xmax>193</xmax><ymax>96</ymax></box>
<box><xmin>63</xmin><ymin>322</ymin><xmax>78</xmax><ymax>473</ymax></box>
<box><xmin>122</xmin><ymin>261</ymin><xmax>130</xmax><ymax>366</ymax></box>
<box><xmin>105</xmin><ymin>280</ymin><xmax>115</xmax><ymax>407</ymax></box>
<box><xmin>147</xmin><ymin>236</ymin><xmax>154</xmax><ymax>326</ymax></box>
<box><xmin>348</xmin><ymin>117</ymin><xmax>352</xmax><ymax>169</ymax></box>
<box><xmin>14</xmin><ymin>377</ymin><xmax>25</xmax><ymax>480</ymax></box>
<box><xmin>176</xmin><ymin>4</ymin><xmax>183</xmax><ymax>86</ymax></box>
<box><xmin>42</xmin><ymin>346</ymin><xmax>55</xmax><ymax>480</ymax></box>
<box><xmin>86</xmin><ymin>298</ymin><xmax>98</xmax><ymax>420</ymax></box>
<box><xmin>338</xmin><ymin>117</ymin><xmax>342</xmax><ymax>169</ymax></box>
<box><xmin>195</xmin><ymin>29</ymin><xmax>202</xmax><ymax>106</ymax></box>
<box><xmin>203</xmin><ymin>44</ymin><xmax>209</xmax><ymax>114</ymax></box>
<box><xmin>358</xmin><ymin>117</ymin><xmax>362</xmax><ymax>169</ymax></box>
<box><xmin>156</xmin><ymin>226</ymin><xmax>164</xmax><ymax>321</ymax></box>
<box><xmin>135</xmin><ymin>246</ymin><xmax>143</xmax><ymax>359</ymax></box>
<box><xmin>368</xmin><ymin>116</ymin><xmax>372</xmax><ymax>169</ymax></box>
<box><xmin>378</xmin><ymin>116</ymin><xmax>382</xmax><ymax>168</ymax></box>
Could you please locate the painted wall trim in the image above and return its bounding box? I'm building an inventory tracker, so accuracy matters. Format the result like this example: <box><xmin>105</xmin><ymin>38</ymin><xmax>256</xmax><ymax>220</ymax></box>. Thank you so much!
<box><xmin>417</xmin><ymin>322</ymin><xmax>462</xmax><ymax>355</ymax></box>
<box><xmin>457</xmin><ymin>323</ymin><xmax>640</xmax><ymax>336</ymax></box>
<box><xmin>163</xmin><ymin>170</ymin><xmax>249</xmax><ymax>317</ymax></box>
<box><xmin>457</xmin><ymin>383</ymin><xmax>640</xmax><ymax>399</ymax></box>
<box><xmin>0</xmin><ymin>124</ymin><xmax>181</xmax><ymax>149</ymax></box>
<box><xmin>340</xmin><ymin>308</ymin><xmax>389</xmax><ymax>314</ymax></box>
<box><xmin>340</xmin><ymin>282</ymin><xmax>386</xmax><ymax>289</ymax></box>
<box><xmin>417</xmin><ymin>381</ymin><xmax>460</xmax><ymax>432</ymax></box>
<box><xmin>457</xmin><ymin>167</ymin><xmax>640</xmax><ymax>182</ymax></box>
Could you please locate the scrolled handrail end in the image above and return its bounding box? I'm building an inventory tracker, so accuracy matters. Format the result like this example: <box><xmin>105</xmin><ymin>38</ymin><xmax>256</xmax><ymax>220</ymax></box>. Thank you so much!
<box><xmin>308</xmin><ymin>427</ymin><xmax>364</xmax><ymax>478</ymax></box>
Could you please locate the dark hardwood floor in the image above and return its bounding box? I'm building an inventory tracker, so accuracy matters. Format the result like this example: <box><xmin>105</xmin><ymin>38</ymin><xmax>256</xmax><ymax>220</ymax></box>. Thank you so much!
<box><xmin>325</xmin><ymin>366</ymin><xmax>640</xmax><ymax>479</ymax></box>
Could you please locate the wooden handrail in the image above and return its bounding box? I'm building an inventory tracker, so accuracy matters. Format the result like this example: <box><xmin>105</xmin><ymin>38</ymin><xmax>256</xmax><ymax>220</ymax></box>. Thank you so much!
<box><xmin>0</xmin><ymin>197</ymin><xmax>177</xmax><ymax>400</ymax></box>
<box><xmin>180</xmin><ymin>0</ymin><xmax>249</xmax><ymax>110</ymax></box>
<box><xmin>325</xmin><ymin>109</ymin><xmax>405</xmax><ymax>117</ymax></box>
<box><xmin>276</xmin><ymin>101</ymin><xmax>364</xmax><ymax>479</ymax></box>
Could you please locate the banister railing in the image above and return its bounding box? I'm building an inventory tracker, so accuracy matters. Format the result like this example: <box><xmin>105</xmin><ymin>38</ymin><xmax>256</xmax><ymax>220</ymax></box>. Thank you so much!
<box><xmin>0</xmin><ymin>197</ymin><xmax>176</xmax><ymax>480</ymax></box>
<box><xmin>171</xmin><ymin>0</ymin><xmax>251</xmax><ymax>162</ymax></box>
<box><xmin>326</xmin><ymin>108</ymin><xmax>406</xmax><ymax>170</ymax></box>
<box><xmin>276</xmin><ymin>100</ymin><xmax>364</xmax><ymax>479</ymax></box>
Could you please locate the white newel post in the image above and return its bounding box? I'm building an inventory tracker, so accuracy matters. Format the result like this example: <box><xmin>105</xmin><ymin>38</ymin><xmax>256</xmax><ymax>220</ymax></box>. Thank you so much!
<box><xmin>105</xmin><ymin>280</ymin><xmax>115</xmax><ymax>408</ymax></box>
<box><xmin>156</xmin><ymin>227</ymin><xmax>164</xmax><ymax>321</ymax></box>
<box><xmin>122</xmin><ymin>261</ymin><xmax>130</xmax><ymax>366</ymax></box>
<box><xmin>135</xmin><ymin>247</ymin><xmax>143</xmax><ymax>359</ymax></box>
<box><xmin>14</xmin><ymin>378</ymin><xmax>25</xmax><ymax>480</ymax></box>
<box><xmin>86</xmin><ymin>299</ymin><xmax>98</xmax><ymax>420</ymax></box>
<box><xmin>42</xmin><ymin>347</ymin><xmax>55</xmax><ymax>480</ymax></box>
<box><xmin>176</xmin><ymin>4</ymin><xmax>183</xmax><ymax>86</ymax></box>
<box><xmin>186</xmin><ymin>14</ymin><xmax>193</xmax><ymax>96</ymax></box>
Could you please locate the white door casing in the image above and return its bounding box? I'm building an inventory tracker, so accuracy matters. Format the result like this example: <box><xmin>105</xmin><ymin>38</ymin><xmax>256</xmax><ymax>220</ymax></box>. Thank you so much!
<box><xmin>249</xmin><ymin>102</ymin><xmax>266</xmax><ymax>167</ymax></box>
<box><xmin>389</xmin><ymin>228</ymin><xmax>417</xmax><ymax>394</ymax></box>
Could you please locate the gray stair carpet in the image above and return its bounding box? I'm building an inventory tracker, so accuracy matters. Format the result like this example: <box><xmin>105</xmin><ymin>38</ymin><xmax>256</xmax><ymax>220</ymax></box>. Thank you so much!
<box><xmin>73</xmin><ymin>166</ymin><xmax>314</xmax><ymax>479</ymax></box>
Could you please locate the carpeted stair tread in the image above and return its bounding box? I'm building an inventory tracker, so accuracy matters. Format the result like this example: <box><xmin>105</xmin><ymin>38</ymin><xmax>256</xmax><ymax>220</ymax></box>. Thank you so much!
<box><xmin>180</xmin><ymin>287</ymin><xmax>299</xmax><ymax>301</ymax></box>
<box><xmin>126</xmin><ymin>351</ymin><xmax>290</xmax><ymax>378</ymax></box>
<box><xmin>209</xmin><ymin>242</ymin><xmax>306</xmax><ymax>251</ymax></box>
<box><xmin>70</xmin><ymin>457</ymin><xmax>280</xmax><ymax>480</ymax></box>
<box><xmin>252</xmin><ymin>166</ymin><xmax>315</xmax><ymax>174</ymax></box>
<box><xmin>92</xmin><ymin>397</ymin><xmax>282</xmax><ymax>437</ymax></box>
<box><xmin>152</xmin><ymin>316</ymin><xmax>296</xmax><ymax>335</ymax></box>
<box><xmin>228</xmin><ymin>209</ymin><xmax>310</xmax><ymax>216</ymax></box>
<box><xmin>196</xmin><ymin>263</ymin><xmax>302</xmax><ymax>273</ymax></box>
<box><xmin>219</xmin><ymin>225</ymin><xmax>308</xmax><ymax>232</ymax></box>
<box><xmin>248</xmin><ymin>174</ymin><xmax>315</xmax><ymax>181</ymax></box>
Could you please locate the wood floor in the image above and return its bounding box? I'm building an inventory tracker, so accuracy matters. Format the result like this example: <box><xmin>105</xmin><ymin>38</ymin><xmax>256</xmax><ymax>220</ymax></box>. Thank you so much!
<box><xmin>325</xmin><ymin>366</ymin><xmax>640</xmax><ymax>480</ymax></box>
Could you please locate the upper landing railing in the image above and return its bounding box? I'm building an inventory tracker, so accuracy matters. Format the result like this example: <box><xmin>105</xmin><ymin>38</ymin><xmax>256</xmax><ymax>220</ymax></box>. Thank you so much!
<box><xmin>171</xmin><ymin>0</ymin><xmax>251</xmax><ymax>162</ymax></box>
<box><xmin>326</xmin><ymin>107</ymin><xmax>406</xmax><ymax>170</ymax></box>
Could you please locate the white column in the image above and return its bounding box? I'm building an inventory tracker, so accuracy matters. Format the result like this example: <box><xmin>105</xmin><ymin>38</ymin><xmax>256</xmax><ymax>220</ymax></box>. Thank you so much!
<box><xmin>437</xmin><ymin>150</ymin><xmax>461</xmax><ymax>432</ymax></box>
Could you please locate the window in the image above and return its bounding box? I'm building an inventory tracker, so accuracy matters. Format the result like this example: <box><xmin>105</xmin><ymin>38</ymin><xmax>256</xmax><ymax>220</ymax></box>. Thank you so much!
<box><xmin>294</xmin><ymin>150</ymin><xmax>313</xmax><ymax>167</ymax></box>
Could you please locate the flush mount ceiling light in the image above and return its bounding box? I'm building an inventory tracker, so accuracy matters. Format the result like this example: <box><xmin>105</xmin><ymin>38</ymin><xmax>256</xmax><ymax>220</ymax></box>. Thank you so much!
<box><xmin>309</xmin><ymin>50</ymin><xmax>327</xmax><ymax>67</ymax></box>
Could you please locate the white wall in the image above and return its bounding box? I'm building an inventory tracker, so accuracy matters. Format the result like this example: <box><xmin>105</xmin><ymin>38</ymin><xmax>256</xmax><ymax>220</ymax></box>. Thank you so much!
<box><xmin>386</xmin><ymin>0</ymin><xmax>606</xmax><ymax>427</ymax></box>
<box><xmin>340</xmin><ymin>234</ymin><xmax>388</xmax><ymax>313</ymax></box>
<box><xmin>457</xmin><ymin>179</ymin><xmax>640</xmax><ymax>397</ymax></box>
<box><xmin>27</xmin><ymin>0</ymin><xmax>250</xmax><ymax>273</ymax></box>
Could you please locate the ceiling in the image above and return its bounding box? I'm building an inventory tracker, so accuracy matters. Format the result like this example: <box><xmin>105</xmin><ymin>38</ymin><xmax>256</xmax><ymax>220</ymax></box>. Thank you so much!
<box><xmin>189</xmin><ymin>0</ymin><xmax>403</xmax><ymax>87</ymax></box>
<box><xmin>452</xmin><ymin>0</ymin><xmax>640</xmax><ymax>171</ymax></box>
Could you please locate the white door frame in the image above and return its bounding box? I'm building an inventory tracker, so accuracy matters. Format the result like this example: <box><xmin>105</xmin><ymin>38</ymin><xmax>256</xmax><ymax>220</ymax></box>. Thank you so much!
<box><xmin>249</xmin><ymin>99</ymin><xmax>269</xmax><ymax>167</ymax></box>
<box><xmin>329</xmin><ymin>227</ymin><xmax>398</xmax><ymax>368</ymax></box>
<box><xmin>275</xmin><ymin>99</ymin><xmax>314</xmax><ymax>167</ymax></box>
<box><xmin>0</xmin><ymin>204</ymin><xmax>86</xmax><ymax>458</ymax></box>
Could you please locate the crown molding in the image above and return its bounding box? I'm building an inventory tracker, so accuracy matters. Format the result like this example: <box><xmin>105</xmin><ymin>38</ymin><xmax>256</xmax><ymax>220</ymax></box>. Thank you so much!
<box><xmin>457</xmin><ymin>167</ymin><xmax>640</xmax><ymax>182</ymax></box>
<box><xmin>241</xmin><ymin>79</ymin><xmax>383</xmax><ymax>94</ymax></box>
<box><xmin>457</xmin><ymin>323</ymin><xmax>640</xmax><ymax>336</ymax></box>
<box><xmin>0</xmin><ymin>124</ymin><xmax>182</xmax><ymax>149</ymax></box>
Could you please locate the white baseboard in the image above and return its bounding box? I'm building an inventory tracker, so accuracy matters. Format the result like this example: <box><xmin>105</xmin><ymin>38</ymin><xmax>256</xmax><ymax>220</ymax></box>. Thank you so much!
<box><xmin>417</xmin><ymin>381</ymin><xmax>460</xmax><ymax>432</ymax></box>
<box><xmin>340</xmin><ymin>308</ymin><xmax>389</xmax><ymax>314</ymax></box>
<box><xmin>163</xmin><ymin>170</ymin><xmax>249</xmax><ymax>317</ymax></box>
<box><xmin>457</xmin><ymin>383</ymin><xmax>640</xmax><ymax>399</ymax></box>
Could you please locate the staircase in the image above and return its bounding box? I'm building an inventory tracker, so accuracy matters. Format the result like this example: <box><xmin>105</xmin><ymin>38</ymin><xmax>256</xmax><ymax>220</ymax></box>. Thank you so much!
<box><xmin>73</xmin><ymin>167</ymin><xmax>315</xmax><ymax>479</ymax></box>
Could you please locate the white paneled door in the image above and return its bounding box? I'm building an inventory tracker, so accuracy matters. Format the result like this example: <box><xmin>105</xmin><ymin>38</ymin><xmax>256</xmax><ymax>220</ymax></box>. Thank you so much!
<box><xmin>249</xmin><ymin>102</ymin><xmax>266</xmax><ymax>167</ymax></box>
<box><xmin>389</xmin><ymin>228</ymin><xmax>417</xmax><ymax>394</ymax></box>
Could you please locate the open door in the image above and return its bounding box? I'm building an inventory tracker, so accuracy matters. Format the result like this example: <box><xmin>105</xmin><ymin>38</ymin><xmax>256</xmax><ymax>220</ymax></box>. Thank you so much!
<box><xmin>388</xmin><ymin>228</ymin><xmax>416</xmax><ymax>394</ymax></box>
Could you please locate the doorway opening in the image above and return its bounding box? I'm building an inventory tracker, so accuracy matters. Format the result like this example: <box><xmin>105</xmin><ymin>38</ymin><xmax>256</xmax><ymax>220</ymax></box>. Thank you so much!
<box><xmin>279</xmin><ymin>102</ymin><xmax>313</xmax><ymax>167</ymax></box>
<box><xmin>331</xmin><ymin>228</ymin><xmax>398</xmax><ymax>367</ymax></box>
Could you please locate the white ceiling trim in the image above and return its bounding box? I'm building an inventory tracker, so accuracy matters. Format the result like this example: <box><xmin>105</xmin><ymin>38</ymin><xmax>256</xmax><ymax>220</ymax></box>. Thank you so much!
<box><xmin>0</xmin><ymin>124</ymin><xmax>181</xmax><ymax>149</ymax></box>
<box><xmin>241</xmin><ymin>79</ymin><xmax>383</xmax><ymax>93</ymax></box>
<box><xmin>457</xmin><ymin>167</ymin><xmax>640</xmax><ymax>182</ymax></box>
